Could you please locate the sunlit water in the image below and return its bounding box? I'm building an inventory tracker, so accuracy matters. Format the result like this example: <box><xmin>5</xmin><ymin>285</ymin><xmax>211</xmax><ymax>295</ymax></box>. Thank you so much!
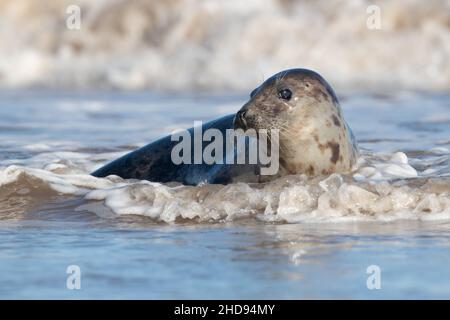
<box><xmin>0</xmin><ymin>90</ymin><xmax>450</xmax><ymax>299</ymax></box>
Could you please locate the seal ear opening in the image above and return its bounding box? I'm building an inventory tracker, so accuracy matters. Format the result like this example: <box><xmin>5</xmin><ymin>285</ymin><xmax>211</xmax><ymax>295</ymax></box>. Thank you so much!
<box><xmin>250</xmin><ymin>88</ymin><xmax>258</xmax><ymax>98</ymax></box>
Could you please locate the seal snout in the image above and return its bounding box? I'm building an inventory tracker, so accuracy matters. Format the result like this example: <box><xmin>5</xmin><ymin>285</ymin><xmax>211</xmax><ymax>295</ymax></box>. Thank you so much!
<box><xmin>234</xmin><ymin>109</ymin><xmax>248</xmax><ymax>130</ymax></box>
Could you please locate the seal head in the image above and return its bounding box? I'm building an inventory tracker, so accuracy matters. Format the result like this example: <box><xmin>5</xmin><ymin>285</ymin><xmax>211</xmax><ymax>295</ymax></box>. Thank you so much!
<box><xmin>234</xmin><ymin>68</ymin><xmax>358</xmax><ymax>176</ymax></box>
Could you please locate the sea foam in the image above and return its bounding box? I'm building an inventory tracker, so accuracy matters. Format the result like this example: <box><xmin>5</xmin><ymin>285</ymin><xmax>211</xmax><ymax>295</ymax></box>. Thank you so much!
<box><xmin>1</xmin><ymin>150</ymin><xmax>449</xmax><ymax>224</ymax></box>
<box><xmin>0</xmin><ymin>0</ymin><xmax>449</xmax><ymax>92</ymax></box>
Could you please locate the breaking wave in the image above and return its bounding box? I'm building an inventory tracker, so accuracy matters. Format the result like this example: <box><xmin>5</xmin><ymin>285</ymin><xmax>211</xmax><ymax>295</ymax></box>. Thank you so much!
<box><xmin>0</xmin><ymin>0</ymin><xmax>449</xmax><ymax>91</ymax></box>
<box><xmin>1</xmin><ymin>149</ymin><xmax>449</xmax><ymax>224</ymax></box>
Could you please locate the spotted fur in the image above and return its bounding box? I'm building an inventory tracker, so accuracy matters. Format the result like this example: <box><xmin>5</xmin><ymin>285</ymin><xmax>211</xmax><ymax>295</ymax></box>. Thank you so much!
<box><xmin>234</xmin><ymin>68</ymin><xmax>358</xmax><ymax>176</ymax></box>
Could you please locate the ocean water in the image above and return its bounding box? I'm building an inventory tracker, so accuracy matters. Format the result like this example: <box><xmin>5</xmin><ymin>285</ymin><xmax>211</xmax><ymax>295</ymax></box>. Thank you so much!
<box><xmin>0</xmin><ymin>90</ymin><xmax>449</xmax><ymax>299</ymax></box>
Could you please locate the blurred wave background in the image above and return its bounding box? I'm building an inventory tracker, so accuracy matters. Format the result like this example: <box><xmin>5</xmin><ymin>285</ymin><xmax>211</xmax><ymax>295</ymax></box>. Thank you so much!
<box><xmin>0</xmin><ymin>0</ymin><xmax>449</xmax><ymax>92</ymax></box>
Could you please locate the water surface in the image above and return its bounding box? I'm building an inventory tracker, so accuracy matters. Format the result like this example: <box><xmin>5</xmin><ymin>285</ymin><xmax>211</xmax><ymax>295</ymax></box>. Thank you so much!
<box><xmin>0</xmin><ymin>90</ymin><xmax>449</xmax><ymax>299</ymax></box>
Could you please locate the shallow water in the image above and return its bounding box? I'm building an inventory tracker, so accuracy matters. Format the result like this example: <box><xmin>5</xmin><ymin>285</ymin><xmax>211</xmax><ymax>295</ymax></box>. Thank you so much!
<box><xmin>0</xmin><ymin>90</ymin><xmax>450</xmax><ymax>299</ymax></box>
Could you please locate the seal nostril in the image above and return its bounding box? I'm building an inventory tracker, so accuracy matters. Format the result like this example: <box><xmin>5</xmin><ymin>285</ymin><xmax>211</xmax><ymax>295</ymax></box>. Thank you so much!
<box><xmin>240</xmin><ymin>111</ymin><xmax>248</xmax><ymax>126</ymax></box>
<box><xmin>235</xmin><ymin>110</ymin><xmax>247</xmax><ymax>129</ymax></box>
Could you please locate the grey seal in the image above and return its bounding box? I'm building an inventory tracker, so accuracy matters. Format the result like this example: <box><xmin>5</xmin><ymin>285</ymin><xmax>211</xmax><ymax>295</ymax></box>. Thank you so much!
<box><xmin>92</xmin><ymin>68</ymin><xmax>358</xmax><ymax>185</ymax></box>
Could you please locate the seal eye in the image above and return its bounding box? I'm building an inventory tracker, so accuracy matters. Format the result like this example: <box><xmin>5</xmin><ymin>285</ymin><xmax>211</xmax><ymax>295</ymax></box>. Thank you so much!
<box><xmin>278</xmin><ymin>89</ymin><xmax>292</xmax><ymax>101</ymax></box>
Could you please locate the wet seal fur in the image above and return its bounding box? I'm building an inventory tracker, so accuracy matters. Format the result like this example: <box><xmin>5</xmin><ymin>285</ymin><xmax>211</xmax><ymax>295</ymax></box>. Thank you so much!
<box><xmin>92</xmin><ymin>68</ymin><xmax>358</xmax><ymax>185</ymax></box>
<box><xmin>234</xmin><ymin>68</ymin><xmax>358</xmax><ymax>177</ymax></box>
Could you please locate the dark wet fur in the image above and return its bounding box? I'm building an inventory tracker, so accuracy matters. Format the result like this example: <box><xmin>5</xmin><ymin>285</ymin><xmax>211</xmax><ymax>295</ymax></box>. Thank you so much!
<box><xmin>92</xmin><ymin>115</ymin><xmax>258</xmax><ymax>185</ymax></box>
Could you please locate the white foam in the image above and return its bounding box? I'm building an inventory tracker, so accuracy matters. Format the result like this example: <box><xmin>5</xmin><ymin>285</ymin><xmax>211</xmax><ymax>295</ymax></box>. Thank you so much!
<box><xmin>354</xmin><ymin>152</ymin><xmax>418</xmax><ymax>181</ymax></box>
<box><xmin>1</xmin><ymin>149</ymin><xmax>449</xmax><ymax>224</ymax></box>
<box><xmin>0</xmin><ymin>0</ymin><xmax>449</xmax><ymax>91</ymax></box>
